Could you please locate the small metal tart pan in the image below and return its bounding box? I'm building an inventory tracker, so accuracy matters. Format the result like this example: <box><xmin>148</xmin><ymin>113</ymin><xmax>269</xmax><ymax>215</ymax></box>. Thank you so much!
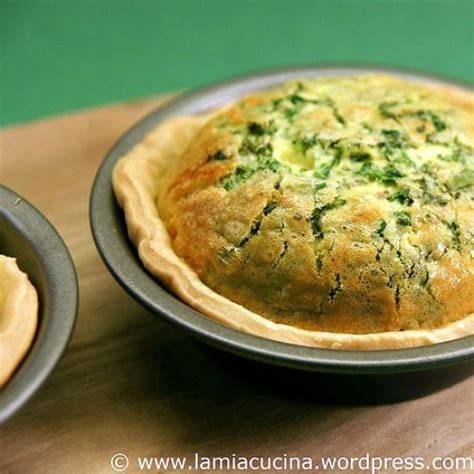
<box><xmin>0</xmin><ymin>186</ymin><xmax>78</xmax><ymax>422</ymax></box>
<box><xmin>90</xmin><ymin>66</ymin><xmax>473</xmax><ymax>396</ymax></box>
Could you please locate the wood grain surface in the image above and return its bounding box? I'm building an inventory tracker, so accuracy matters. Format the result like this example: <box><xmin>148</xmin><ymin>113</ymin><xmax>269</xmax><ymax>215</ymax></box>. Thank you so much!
<box><xmin>1</xmin><ymin>99</ymin><xmax>473</xmax><ymax>474</ymax></box>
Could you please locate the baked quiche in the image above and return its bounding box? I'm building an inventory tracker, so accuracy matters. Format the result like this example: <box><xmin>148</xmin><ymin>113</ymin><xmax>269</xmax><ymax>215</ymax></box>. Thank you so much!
<box><xmin>0</xmin><ymin>255</ymin><xmax>38</xmax><ymax>385</ymax></box>
<box><xmin>113</xmin><ymin>74</ymin><xmax>474</xmax><ymax>349</ymax></box>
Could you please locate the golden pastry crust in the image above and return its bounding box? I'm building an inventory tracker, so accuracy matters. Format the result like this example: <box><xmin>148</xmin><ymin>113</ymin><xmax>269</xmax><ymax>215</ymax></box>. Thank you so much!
<box><xmin>0</xmin><ymin>256</ymin><xmax>38</xmax><ymax>386</ymax></box>
<box><xmin>113</xmin><ymin>74</ymin><xmax>474</xmax><ymax>350</ymax></box>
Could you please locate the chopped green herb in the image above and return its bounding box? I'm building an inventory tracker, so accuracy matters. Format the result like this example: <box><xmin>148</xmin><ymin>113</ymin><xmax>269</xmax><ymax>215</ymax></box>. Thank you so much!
<box><xmin>287</xmin><ymin>94</ymin><xmax>345</xmax><ymax>125</ymax></box>
<box><xmin>381</xmin><ymin>129</ymin><xmax>401</xmax><ymax>142</ymax></box>
<box><xmin>284</xmin><ymin>108</ymin><xmax>299</xmax><ymax>119</ymax></box>
<box><xmin>237</xmin><ymin>219</ymin><xmax>262</xmax><ymax>248</ymax></box>
<box><xmin>412</xmin><ymin>110</ymin><xmax>447</xmax><ymax>132</ymax></box>
<box><xmin>207</xmin><ymin>150</ymin><xmax>229</xmax><ymax>161</ymax></box>
<box><xmin>313</xmin><ymin>151</ymin><xmax>342</xmax><ymax>179</ymax></box>
<box><xmin>247</xmin><ymin>121</ymin><xmax>276</xmax><ymax>136</ymax></box>
<box><xmin>313</xmin><ymin>163</ymin><xmax>332</xmax><ymax>179</ymax></box>
<box><xmin>449</xmin><ymin>169</ymin><xmax>474</xmax><ymax>192</ymax></box>
<box><xmin>388</xmin><ymin>188</ymin><xmax>414</xmax><ymax>205</ymax></box>
<box><xmin>451</xmin><ymin>150</ymin><xmax>467</xmax><ymax>163</ymax></box>
<box><xmin>394</xmin><ymin>151</ymin><xmax>416</xmax><ymax>168</ymax></box>
<box><xmin>379</xmin><ymin>102</ymin><xmax>398</xmax><ymax>120</ymax></box>
<box><xmin>239</xmin><ymin>137</ymin><xmax>273</xmax><ymax>157</ymax></box>
<box><xmin>314</xmin><ymin>182</ymin><xmax>327</xmax><ymax>192</ymax></box>
<box><xmin>263</xmin><ymin>201</ymin><xmax>278</xmax><ymax>215</ymax></box>
<box><xmin>221</xmin><ymin>154</ymin><xmax>282</xmax><ymax>191</ymax></box>
<box><xmin>271</xmin><ymin>98</ymin><xmax>283</xmax><ymax>109</ymax></box>
<box><xmin>437</xmin><ymin>150</ymin><xmax>466</xmax><ymax>164</ymax></box>
<box><xmin>350</xmin><ymin>152</ymin><xmax>371</xmax><ymax>162</ymax></box>
<box><xmin>454</xmin><ymin>137</ymin><xmax>473</xmax><ymax>152</ymax></box>
<box><xmin>376</xmin><ymin>220</ymin><xmax>387</xmax><ymax>237</ymax></box>
<box><xmin>328</xmin><ymin>102</ymin><xmax>346</xmax><ymax>125</ymax></box>
<box><xmin>355</xmin><ymin>162</ymin><xmax>378</xmax><ymax>179</ymax></box>
<box><xmin>247</xmin><ymin>122</ymin><xmax>266</xmax><ymax>136</ymax></box>
<box><xmin>289</xmin><ymin>94</ymin><xmax>313</xmax><ymax>105</ymax></box>
<box><xmin>356</xmin><ymin>162</ymin><xmax>404</xmax><ymax>184</ymax></box>
<box><xmin>310</xmin><ymin>198</ymin><xmax>347</xmax><ymax>238</ymax></box>
<box><xmin>421</xmin><ymin>191</ymin><xmax>448</xmax><ymax>206</ymax></box>
<box><xmin>222</xmin><ymin>166</ymin><xmax>254</xmax><ymax>191</ymax></box>
<box><xmin>294</xmin><ymin>135</ymin><xmax>318</xmax><ymax>153</ymax></box>
<box><xmin>394</xmin><ymin>210</ymin><xmax>411</xmax><ymax>226</ymax></box>
<box><xmin>382</xmin><ymin>166</ymin><xmax>404</xmax><ymax>182</ymax></box>
<box><xmin>380</xmin><ymin>129</ymin><xmax>407</xmax><ymax>149</ymax></box>
<box><xmin>446</xmin><ymin>221</ymin><xmax>461</xmax><ymax>251</ymax></box>
<box><xmin>421</xmin><ymin>162</ymin><xmax>432</xmax><ymax>174</ymax></box>
<box><xmin>293</xmin><ymin>81</ymin><xmax>305</xmax><ymax>93</ymax></box>
<box><xmin>333</xmin><ymin>144</ymin><xmax>344</xmax><ymax>163</ymax></box>
<box><xmin>258</xmin><ymin>155</ymin><xmax>281</xmax><ymax>172</ymax></box>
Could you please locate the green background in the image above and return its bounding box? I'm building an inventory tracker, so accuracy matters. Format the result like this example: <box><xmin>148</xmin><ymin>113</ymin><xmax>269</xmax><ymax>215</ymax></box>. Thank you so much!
<box><xmin>1</xmin><ymin>0</ymin><xmax>473</xmax><ymax>127</ymax></box>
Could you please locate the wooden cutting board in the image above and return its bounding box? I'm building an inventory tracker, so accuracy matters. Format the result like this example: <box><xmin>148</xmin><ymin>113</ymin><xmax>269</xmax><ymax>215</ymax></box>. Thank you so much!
<box><xmin>1</xmin><ymin>98</ymin><xmax>473</xmax><ymax>474</ymax></box>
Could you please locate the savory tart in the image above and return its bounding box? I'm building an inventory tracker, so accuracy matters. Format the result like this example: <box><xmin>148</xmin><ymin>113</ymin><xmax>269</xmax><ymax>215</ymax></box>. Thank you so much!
<box><xmin>113</xmin><ymin>74</ymin><xmax>474</xmax><ymax>349</ymax></box>
<box><xmin>0</xmin><ymin>255</ymin><xmax>38</xmax><ymax>385</ymax></box>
